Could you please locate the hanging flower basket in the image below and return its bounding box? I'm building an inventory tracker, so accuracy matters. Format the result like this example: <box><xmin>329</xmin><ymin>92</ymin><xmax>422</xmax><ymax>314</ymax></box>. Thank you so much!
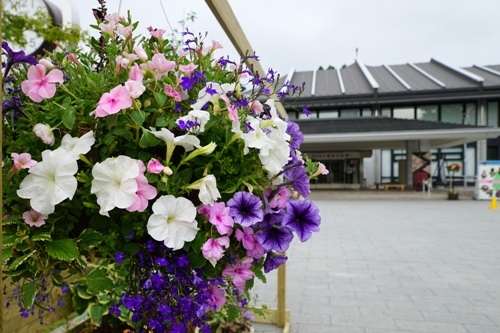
<box><xmin>2</xmin><ymin>3</ymin><xmax>328</xmax><ymax>332</ymax></box>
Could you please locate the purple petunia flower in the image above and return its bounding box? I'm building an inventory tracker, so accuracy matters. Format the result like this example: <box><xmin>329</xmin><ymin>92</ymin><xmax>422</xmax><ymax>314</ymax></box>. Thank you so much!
<box><xmin>302</xmin><ymin>108</ymin><xmax>312</xmax><ymax>116</ymax></box>
<box><xmin>282</xmin><ymin>199</ymin><xmax>321</xmax><ymax>242</ymax></box>
<box><xmin>263</xmin><ymin>252</ymin><xmax>288</xmax><ymax>273</ymax></box>
<box><xmin>284</xmin><ymin>163</ymin><xmax>310</xmax><ymax>198</ymax></box>
<box><xmin>257</xmin><ymin>224</ymin><xmax>293</xmax><ymax>252</ymax></box>
<box><xmin>227</xmin><ymin>191</ymin><xmax>264</xmax><ymax>227</ymax></box>
<box><xmin>286</xmin><ymin>121</ymin><xmax>304</xmax><ymax>149</ymax></box>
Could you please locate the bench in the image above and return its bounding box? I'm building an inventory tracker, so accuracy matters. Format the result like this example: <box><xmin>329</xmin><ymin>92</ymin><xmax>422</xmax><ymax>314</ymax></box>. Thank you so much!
<box><xmin>375</xmin><ymin>183</ymin><xmax>406</xmax><ymax>191</ymax></box>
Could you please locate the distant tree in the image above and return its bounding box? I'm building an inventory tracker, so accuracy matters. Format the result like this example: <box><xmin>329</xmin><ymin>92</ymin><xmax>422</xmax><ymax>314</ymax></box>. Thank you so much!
<box><xmin>318</xmin><ymin>66</ymin><xmax>324</xmax><ymax>70</ymax></box>
<box><xmin>327</xmin><ymin>65</ymin><xmax>335</xmax><ymax>70</ymax></box>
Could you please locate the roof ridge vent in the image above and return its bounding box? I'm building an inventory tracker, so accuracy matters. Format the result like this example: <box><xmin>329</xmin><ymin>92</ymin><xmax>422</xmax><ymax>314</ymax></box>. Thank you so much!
<box><xmin>311</xmin><ymin>69</ymin><xmax>317</xmax><ymax>96</ymax></box>
<box><xmin>408</xmin><ymin>63</ymin><xmax>446</xmax><ymax>88</ymax></box>
<box><xmin>432</xmin><ymin>58</ymin><xmax>484</xmax><ymax>84</ymax></box>
<box><xmin>336</xmin><ymin>68</ymin><xmax>346</xmax><ymax>94</ymax></box>
<box><xmin>384</xmin><ymin>64</ymin><xmax>411</xmax><ymax>90</ymax></box>
<box><xmin>355</xmin><ymin>58</ymin><xmax>379</xmax><ymax>91</ymax></box>
<box><xmin>474</xmin><ymin>65</ymin><xmax>500</xmax><ymax>77</ymax></box>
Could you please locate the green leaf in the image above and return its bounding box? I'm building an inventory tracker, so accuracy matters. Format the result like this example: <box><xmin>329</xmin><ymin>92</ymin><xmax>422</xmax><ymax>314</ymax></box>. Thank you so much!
<box><xmin>31</xmin><ymin>232</ymin><xmax>52</xmax><ymax>242</ymax></box>
<box><xmin>190</xmin><ymin>231</ymin><xmax>207</xmax><ymax>254</ymax></box>
<box><xmin>154</xmin><ymin>92</ymin><xmax>167</xmax><ymax>107</ymax></box>
<box><xmin>130</xmin><ymin>110</ymin><xmax>146</xmax><ymax>126</ymax></box>
<box><xmin>3</xmin><ymin>233</ymin><xmax>17</xmax><ymax>247</ymax></box>
<box><xmin>227</xmin><ymin>304</ymin><xmax>240</xmax><ymax>322</ymax></box>
<box><xmin>46</xmin><ymin>239</ymin><xmax>79</xmax><ymax>262</ymax></box>
<box><xmin>78</xmin><ymin>229</ymin><xmax>105</xmax><ymax>250</ymax></box>
<box><xmin>187</xmin><ymin>251</ymin><xmax>206</xmax><ymax>269</ymax></box>
<box><xmin>177</xmin><ymin>168</ymin><xmax>193</xmax><ymax>184</ymax></box>
<box><xmin>9</xmin><ymin>251</ymin><xmax>36</xmax><ymax>270</ymax></box>
<box><xmin>88</xmin><ymin>304</ymin><xmax>107</xmax><ymax>326</ymax></box>
<box><xmin>22</xmin><ymin>282</ymin><xmax>37</xmax><ymax>308</ymax></box>
<box><xmin>2</xmin><ymin>248</ymin><xmax>14</xmax><ymax>265</ymax></box>
<box><xmin>139</xmin><ymin>128</ymin><xmax>157</xmax><ymax>148</ymax></box>
<box><xmin>62</xmin><ymin>105</ymin><xmax>76</xmax><ymax>129</ymax></box>
<box><xmin>156</xmin><ymin>117</ymin><xmax>169</xmax><ymax>127</ymax></box>
<box><xmin>72</xmin><ymin>293</ymin><xmax>89</xmax><ymax>315</ymax></box>
<box><xmin>85</xmin><ymin>267</ymin><xmax>114</xmax><ymax>295</ymax></box>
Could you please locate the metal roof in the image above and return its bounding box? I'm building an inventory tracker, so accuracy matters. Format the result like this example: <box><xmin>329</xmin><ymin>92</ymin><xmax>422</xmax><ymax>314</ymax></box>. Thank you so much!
<box><xmin>283</xmin><ymin>59</ymin><xmax>500</xmax><ymax>107</ymax></box>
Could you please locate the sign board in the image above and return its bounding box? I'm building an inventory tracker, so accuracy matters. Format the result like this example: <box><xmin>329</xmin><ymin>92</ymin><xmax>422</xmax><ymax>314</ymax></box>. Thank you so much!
<box><xmin>476</xmin><ymin>160</ymin><xmax>500</xmax><ymax>200</ymax></box>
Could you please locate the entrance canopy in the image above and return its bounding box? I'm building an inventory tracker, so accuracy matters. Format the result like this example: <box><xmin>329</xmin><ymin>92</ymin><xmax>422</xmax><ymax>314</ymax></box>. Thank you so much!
<box><xmin>297</xmin><ymin>117</ymin><xmax>500</xmax><ymax>151</ymax></box>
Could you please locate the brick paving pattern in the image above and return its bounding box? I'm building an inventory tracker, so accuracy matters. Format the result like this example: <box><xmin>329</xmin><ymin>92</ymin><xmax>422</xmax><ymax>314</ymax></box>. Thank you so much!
<box><xmin>250</xmin><ymin>191</ymin><xmax>500</xmax><ymax>333</ymax></box>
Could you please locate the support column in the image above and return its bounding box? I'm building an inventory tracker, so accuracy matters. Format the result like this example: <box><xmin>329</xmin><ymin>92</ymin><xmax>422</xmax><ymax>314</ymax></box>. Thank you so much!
<box><xmin>406</xmin><ymin>140</ymin><xmax>418</xmax><ymax>190</ymax></box>
<box><xmin>477</xmin><ymin>100</ymin><xmax>487</xmax><ymax>162</ymax></box>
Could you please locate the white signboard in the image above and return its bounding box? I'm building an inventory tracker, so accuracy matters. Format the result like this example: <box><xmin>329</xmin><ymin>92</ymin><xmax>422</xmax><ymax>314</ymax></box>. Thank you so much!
<box><xmin>476</xmin><ymin>160</ymin><xmax>500</xmax><ymax>200</ymax></box>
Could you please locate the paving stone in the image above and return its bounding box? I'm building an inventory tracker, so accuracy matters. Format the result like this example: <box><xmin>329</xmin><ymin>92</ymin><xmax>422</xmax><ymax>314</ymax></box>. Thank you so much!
<box><xmin>395</xmin><ymin>319</ymin><xmax>468</xmax><ymax>332</ymax></box>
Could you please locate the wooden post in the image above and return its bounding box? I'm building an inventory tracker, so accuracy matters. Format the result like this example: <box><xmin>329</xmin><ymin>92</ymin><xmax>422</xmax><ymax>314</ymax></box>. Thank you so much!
<box><xmin>277</xmin><ymin>263</ymin><xmax>286</xmax><ymax>327</ymax></box>
<box><xmin>204</xmin><ymin>0</ymin><xmax>288</xmax><ymax>119</ymax></box>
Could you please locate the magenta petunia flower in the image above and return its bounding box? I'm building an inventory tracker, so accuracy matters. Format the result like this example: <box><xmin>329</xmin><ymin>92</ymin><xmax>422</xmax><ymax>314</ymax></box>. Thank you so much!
<box><xmin>208</xmin><ymin>202</ymin><xmax>234</xmax><ymax>235</ymax></box>
<box><xmin>222</xmin><ymin>257</ymin><xmax>254</xmax><ymax>289</ymax></box>
<box><xmin>21</xmin><ymin>64</ymin><xmax>64</xmax><ymax>102</ymax></box>
<box><xmin>282</xmin><ymin>199</ymin><xmax>321</xmax><ymax>242</ymax></box>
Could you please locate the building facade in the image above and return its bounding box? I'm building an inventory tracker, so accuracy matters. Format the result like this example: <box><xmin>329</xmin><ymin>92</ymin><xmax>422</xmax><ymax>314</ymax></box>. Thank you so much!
<box><xmin>282</xmin><ymin>59</ymin><xmax>500</xmax><ymax>189</ymax></box>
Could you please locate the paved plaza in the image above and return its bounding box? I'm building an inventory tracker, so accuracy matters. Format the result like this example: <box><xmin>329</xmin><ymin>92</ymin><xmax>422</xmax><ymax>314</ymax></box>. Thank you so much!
<box><xmin>251</xmin><ymin>191</ymin><xmax>500</xmax><ymax>333</ymax></box>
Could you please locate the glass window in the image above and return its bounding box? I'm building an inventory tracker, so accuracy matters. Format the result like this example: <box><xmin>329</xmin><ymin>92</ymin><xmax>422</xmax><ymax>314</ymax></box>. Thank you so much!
<box><xmin>319</xmin><ymin>110</ymin><xmax>338</xmax><ymax>119</ymax></box>
<box><xmin>381</xmin><ymin>149</ymin><xmax>391</xmax><ymax>177</ymax></box>
<box><xmin>381</xmin><ymin>107</ymin><xmax>391</xmax><ymax>117</ymax></box>
<box><xmin>441</xmin><ymin>104</ymin><xmax>463</xmax><ymax>124</ymax></box>
<box><xmin>340</xmin><ymin>109</ymin><xmax>360</xmax><ymax>118</ymax></box>
<box><xmin>465</xmin><ymin>146</ymin><xmax>476</xmax><ymax>177</ymax></box>
<box><xmin>464</xmin><ymin>103</ymin><xmax>477</xmax><ymax>125</ymax></box>
<box><xmin>298</xmin><ymin>111</ymin><xmax>313</xmax><ymax>119</ymax></box>
<box><xmin>287</xmin><ymin>112</ymin><xmax>298</xmax><ymax>120</ymax></box>
<box><xmin>417</xmin><ymin>105</ymin><xmax>438</xmax><ymax>121</ymax></box>
<box><xmin>362</xmin><ymin>108</ymin><xmax>372</xmax><ymax>117</ymax></box>
<box><xmin>393</xmin><ymin>107</ymin><xmax>414</xmax><ymax>119</ymax></box>
<box><xmin>487</xmin><ymin>102</ymin><xmax>498</xmax><ymax>127</ymax></box>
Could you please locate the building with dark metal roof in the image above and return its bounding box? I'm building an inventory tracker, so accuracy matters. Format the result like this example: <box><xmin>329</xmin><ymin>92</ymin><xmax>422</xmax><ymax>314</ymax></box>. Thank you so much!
<box><xmin>281</xmin><ymin>58</ymin><xmax>500</xmax><ymax>191</ymax></box>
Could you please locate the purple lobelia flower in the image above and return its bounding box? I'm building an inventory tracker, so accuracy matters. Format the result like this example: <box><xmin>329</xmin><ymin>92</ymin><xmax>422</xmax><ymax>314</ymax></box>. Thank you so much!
<box><xmin>284</xmin><ymin>163</ymin><xmax>310</xmax><ymax>198</ymax></box>
<box><xmin>264</xmin><ymin>252</ymin><xmax>288</xmax><ymax>273</ymax></box>
<box><xmin>286</xmin><ymin>121</ymin><xmax>304</xmax><ymax>149</ymax></box>
<box><xmin>257</xmin><ymin>224</ymin><xmax>293</xmax><ymax>252</ymax></box>
<box><xmin>282</xmin><ymin>199</ymin><xmax>321</xmax><ymax>242</ymax></box>
<box><xmin>227</xmin><ymin>191</ymin><xmax>264</xmax><ymax>227</ymax></box>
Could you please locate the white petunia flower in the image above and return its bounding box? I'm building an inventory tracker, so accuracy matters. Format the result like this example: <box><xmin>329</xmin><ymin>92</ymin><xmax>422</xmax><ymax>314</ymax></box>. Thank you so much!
<box><xmin>150</xmin><ymin>128</ymin><xmax>200</xmax><ymax>164</ymax></box>
<box><xmin>17</xmin><ymin>149</ymin><xmax>78</xmax><ymax>215</ymax></box>
<box><xmin>186</xmin><ymin>174</ymin><xmax>221</xmax><ymax>205</ymax></box>
<box><xmin>147</xmin><ymin>195</ymin><xmax>198</xmax><ymax>250</ymax></box>
<box><xmin>259</xmin><ymin>128</ymin><xmax>291</xmax><ymax>177</ymax></box>
<box><xmin>60</xmin><ymin>131</ymin><xmax>95</xmax><ymax>159</ymax></box>
<box><xmin>91</xmin><ymin>156</ymin><xmax>140</xmax><ymax>216</ymax></box>
<box><xmin>176</xmin><ymin>110</ymin><xmax>211</xmax><ymax>133</ymax></box>
<box><xmin>190</xmin><ymin>82</ymin><xmax>235</xmax><ymax>110</ymax></box>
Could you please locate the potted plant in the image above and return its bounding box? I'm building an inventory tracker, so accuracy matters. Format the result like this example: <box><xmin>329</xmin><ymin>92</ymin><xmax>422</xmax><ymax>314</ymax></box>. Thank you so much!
<box><xmin>446</xmin><ymin>163</ymin><xmax>461</xmax><ymax>200</ymax></box>
<box><xmin>2</xmin><ymin>2</ymin><xmax>328</xmax><ymax>332</ymax></box>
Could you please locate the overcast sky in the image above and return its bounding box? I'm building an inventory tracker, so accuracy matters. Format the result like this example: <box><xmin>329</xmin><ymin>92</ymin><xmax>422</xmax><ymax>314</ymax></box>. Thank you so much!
<box><xmin>65</xmin><ymin>0</ymin><xmax>500</xmax><ymax>76</ymax></box>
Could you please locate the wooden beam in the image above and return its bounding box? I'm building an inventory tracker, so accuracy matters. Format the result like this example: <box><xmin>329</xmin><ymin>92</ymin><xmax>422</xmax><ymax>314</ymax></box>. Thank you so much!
<box><xmin>205</xmin><ymin>0</ymin><xmax>288</xmax><ymax>118</ymax></box>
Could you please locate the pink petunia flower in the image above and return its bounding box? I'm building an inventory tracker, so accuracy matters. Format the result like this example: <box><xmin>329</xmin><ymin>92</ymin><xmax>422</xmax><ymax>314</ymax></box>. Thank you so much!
<box><xmin>222</xmin><ymin>257</ymin><xmax>254</xmax><ymax>290</ymax></box>
<box><xmin>202</xmin><ymin>236</ymin><xmax>229</xmax><ymax>265</ymax></box>
<box><xmin>11</xmin><ymin>153</ymin><xmax>37</xmax><ymax>171</ymax></box>
<box><xmin>209</xmin><ymin>202</ymin><xmax>234</xmax><ymax>235</ymax></box>
<box><xmin>147</xmin><ymin>158</ymin><xmax>164</xmax><ymax>174</ymax></box>
<box><xmin>21</xmin><ymin>64</ymin><xmax>64</xmax><ymax>102</ymax></box>
<box><xmin>207</xmin><ymin>285</ymin><xmax>226</xmax><ymax>311</ymax></box>
<box><xmin>22</xmin><ymin>209</ymin><xmax>49</xmax><ymax>227</ymax></box>
<box><xmin>143</xmin><ymin>53</ymin><xmax>175</xmax><ymax>79</ymax></box>
<box><xmin>179</xmin><ymin>62</ymin><xmax>198</xmax><ymax>76</ymax></box>
<box><xmin>235</xmin><ymin>227</ymin><xmax>257</xmax><ymax>251</ymax></box>
<box><xmin>127</xmin><ymin>160</ymin><xmax>157</xmax><ymax>212</ymax></box>
<box><xmin>147</xmin><ymin>26</ymin><xmax>166</xmax><ymax>40</ymax></box>
<box><xmin>164</xmin><ymin>85</ymin><xmax>181</xmax><ymax>102</ymax></box>
<box><xmin>91</xmin><ymin>85</ymin><xmax>132</xmax><ymax>118</ymax></box>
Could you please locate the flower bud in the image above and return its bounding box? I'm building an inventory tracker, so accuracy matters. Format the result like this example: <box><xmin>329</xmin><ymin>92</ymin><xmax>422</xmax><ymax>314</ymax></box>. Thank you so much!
<box><xmin>147</xmin><ymin>158</ymin><xmax>164</xmax><ymax>174</ymax></box>
<box><xmin>33</xmin><ymin>124</ymin><xmax>55</xmax><ymax>146</ymax></box>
